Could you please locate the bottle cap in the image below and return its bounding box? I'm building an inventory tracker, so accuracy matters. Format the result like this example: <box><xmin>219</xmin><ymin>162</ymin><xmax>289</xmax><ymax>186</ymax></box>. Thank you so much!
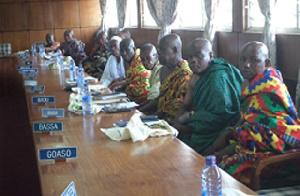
<box><xmin>205</xmin><ymin>155</ymin><xmax>216</xmax><ymax>166</ymax></box>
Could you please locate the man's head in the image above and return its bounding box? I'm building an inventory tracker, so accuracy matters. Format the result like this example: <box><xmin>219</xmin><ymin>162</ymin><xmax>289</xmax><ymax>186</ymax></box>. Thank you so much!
<box><xmin>64</xmin><ymin>29</ymin><xmax>74</xmax><ymax>42</ymax></box>
<box><xmin>239</xmin><ymin>41</ymin><xmax>270</xmax><ymax>81</ymax></box>
<box><xmin>158</xmin><ymin>33</ymin><xmax>182</xmax><ymax>68</ymax></box>
<box><xmin>120</xmin><ymin>38</ymin><xmax>136</xmax><ymax>63</ymax></box>
<box><xmin>140</xmin><ymin>43</ymin><xmax>159</xmax><ymax>70</ymax></box>
<box><xmin>97</xmin><ymin>31</ymin><xmax>107</xmax><ymax>45</ymax></box>
<box><xmin>45</xmin><ymin>33</ymin><xmax>55</xmax><ymax>45</ymax></box>
<box><xmin>187</xmin><ymin>38</ymin><xmax>213</xmax><ymax>74</ymax></box>
<box><xmin>110</xmin><ymin>36</ymin><xmax>122</xmax><ymax>57</ymax></box>
<box><xmin>119</xmin><ymin>29</ymin><xmax>131</xmax><ymax>39</ymax></box>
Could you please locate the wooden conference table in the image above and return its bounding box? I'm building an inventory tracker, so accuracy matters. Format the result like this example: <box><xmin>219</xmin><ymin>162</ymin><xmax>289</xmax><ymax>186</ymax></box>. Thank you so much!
<box><xmin>2</xmin><ymin>55</ymin><xmax>257</xmax><ymax>195</ymax></box>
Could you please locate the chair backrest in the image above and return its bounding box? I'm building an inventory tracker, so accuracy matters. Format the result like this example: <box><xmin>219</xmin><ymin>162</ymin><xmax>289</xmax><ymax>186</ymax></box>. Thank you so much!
<box><xmin>0</xmin><ymin>43</ymin><xmax>12</xmax><ymax>56</ymax></box>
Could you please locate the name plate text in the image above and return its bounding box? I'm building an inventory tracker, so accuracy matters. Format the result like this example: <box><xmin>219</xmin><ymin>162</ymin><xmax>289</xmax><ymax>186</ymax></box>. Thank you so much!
<box><xmin>19</xmin><ymin>68</ymin><xmax>38</xmax><ymax>74</ymax></box>
<box><xmin>32</xmin><ymin>96</ymin><xmax>55</xmax><ymax>104</ymax></box>
<box><xmin>30</xmin><ymin>85</ymin><xmax>45</xmax><ymax>93</ymax></box>
<box><xmin>33</xmin><ymin>122</ymin><xmax>63</xmax><ymax>132</ymax></box>
<box><xmin>42</xmin><ymin>108</ymin><xmax>65</xmax><ymax>117</ymax></box>
<box><xmin>39</xmin><ymin>147</ymin><xmax>77</xmax><ymax>161</ymax></box>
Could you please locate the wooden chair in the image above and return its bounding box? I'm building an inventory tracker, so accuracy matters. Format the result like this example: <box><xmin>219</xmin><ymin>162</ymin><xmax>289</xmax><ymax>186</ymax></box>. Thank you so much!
<box><xmin>250</xmin><ymin>149</ymin><xmax>300</xmax><ymax>191</ymax></box>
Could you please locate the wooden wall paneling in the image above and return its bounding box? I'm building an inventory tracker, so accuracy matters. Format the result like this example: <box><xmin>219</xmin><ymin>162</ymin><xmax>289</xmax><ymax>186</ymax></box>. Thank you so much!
<box><xmin>217</xmin><ymin>32</ymin><xmax>239</xmax><ymax>67</ymax></box>
<box><xmin>27</xmin><ymin>2</ymin><xmax>45</xmax><ymax>29</ymax></box>
<box><xmin>29</xmin><ymin>30</ymin><xmax>51</xmax><ymax>45</ymax></box>
<box><xmin>80</xmin><ymin>27</ymin><xmax>99</xmax><ymax>54</ymax></box>
<box><xmin>44</xmin><ymin>1</ymin><xmax>54</xmax><ymax>29</ymax></box>
<box><xmin>277</xmin><ymin>34</ymin><xmax>300</xmax><ymax>81</ymax></box>
<box><xmin>53</xmin><ymin>1</ymin><xmax>80</xmax><ymax>29</ymax></box>
<box><xmin>54</xmin><ymin>28</ymin><xmax>81</xmax><ymax>44</ymax></box>
<box><xmin>143</xmin><ymin>29</ymin><xmax>160</xmax><ymax>46</ymax></box>
<box><xmin>2</xmin><ymin>31</ymin><xmax>29</xmax><ymax>52</ymax></box>
<box><xmin>79</xmin><ymin>0</ymin><xmax>101</xmax><ymax>27</ymax></box>
<box><xmin>0</xmin><ymin>3</ymin><xmax>27</xmax><ymax>31</ymax></box>
<box><xmin>0</xmin><ymin>33</ymin><xmax>2</xmax><ymax>43</ymax></box>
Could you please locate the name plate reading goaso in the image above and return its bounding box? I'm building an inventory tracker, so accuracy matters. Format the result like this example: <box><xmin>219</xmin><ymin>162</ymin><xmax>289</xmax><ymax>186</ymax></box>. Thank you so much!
<box><xmin>42</xmin><ymin>108</ymin><xmax>65</xmax><ymax>117</ymax></box>
<box><xmin>39</xmin><ymin>147</ymin><xmax>77</xmax><ymax>161</ymax></box>
<box><xmin>19</xmin><ymin>68</ymin><xmax>38</xmax><ymax>74</ymax></box>
<box><xmin>33</xmin><ymin>122</ymin><xmax>63</xmax><ymax>132</ymax></box>
<box><xmin>32</xmin><ymin>96</ymin><xmax>55</xmax><ymax>104</ymax></box>
<box><xmin>17</xmin><ymin>65</ymin><xmax>32</xmax><ymax>70</ymax></box>
<box><xmin>30</xmin><ymin>85</ymin><xmax>45</xmax><ymax>93</ymax></box>
<box><xmin>61</xmin><ymin>181</ymin><xmax>77</xmax><ymax>196</ymax></box>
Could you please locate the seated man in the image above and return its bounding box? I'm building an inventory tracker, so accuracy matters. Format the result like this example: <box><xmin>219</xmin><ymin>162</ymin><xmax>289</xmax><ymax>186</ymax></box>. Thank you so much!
<box><xmin>140</xmin><ymin>43</ymin><xmax>162</xmax><ymax>101</ymax></box>
<box><xmin>139</xmin><ymin>33</ymin><xmax>192</xmax><ymax>122</ymax></box>
<box><xmin>83</xmin><ymin>30</ymin><xmax>111</xmax><ymax>78</ymax></box>
<box><xmin>61</xmin><ymin>29</ymin><xmax>86</xmax><ymax>65</ymax></box>
<box><xmin>172</xmin><ymin>38</ymin><xmax>244</xmax><ymax>155</ymax></box>
<box><xmin>119</xmin><ymin>29</ymin><xmax>131</xmax><ymax>39</ymax></box>
<box><xmin>120</xmin><ymin>38</ymin><xmax>150</xmax><ymax>103</ymax></box>
<box><xmin>100</xmin><ymin>36</ymin><xmax>125</xmax><ymax>88</ymax></box>
<box><xmin>210</xmin><ymin>41</ymin><xmax>300</xmax><ymax>185</ymax></box>
<box><xmin>44</xmin><ymin>33</ymin><xmax>60</xmax><ymax>52</ymax></box>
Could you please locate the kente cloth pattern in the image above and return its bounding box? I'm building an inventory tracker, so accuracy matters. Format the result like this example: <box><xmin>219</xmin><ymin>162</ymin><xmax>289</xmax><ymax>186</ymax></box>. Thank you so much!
<box><xmin>219</xmin><ymin>67</ymin><xmax>300</xmax><ymax>184</ymax></box>
<box><xmin>184</xmin><ymin>58</ymin><xmax>244</xmax><ymax>154</ymax></box>
<box><xmin>125</xmin><ymin>49</ymin><xmax>151</xmax><ymax>101</ymax></box>
<box><xmin>158</xmin><ymin>60</ymin><xmax>192</xmax><ymax>119</ymax></box>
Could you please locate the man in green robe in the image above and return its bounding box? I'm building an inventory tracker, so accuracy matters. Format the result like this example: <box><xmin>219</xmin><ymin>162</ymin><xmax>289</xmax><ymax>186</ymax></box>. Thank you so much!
<box><xmin>173</xmin><ymin>38</ymin><xmax>244</xmax><ymax>154</ymax></box>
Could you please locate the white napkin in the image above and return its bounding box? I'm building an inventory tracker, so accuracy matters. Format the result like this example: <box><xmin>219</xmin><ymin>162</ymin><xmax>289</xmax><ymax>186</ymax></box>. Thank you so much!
<box><xmin>101</xmin><ymin>113</ymin><xmax>178</xmax><ymax>142</ymax></box>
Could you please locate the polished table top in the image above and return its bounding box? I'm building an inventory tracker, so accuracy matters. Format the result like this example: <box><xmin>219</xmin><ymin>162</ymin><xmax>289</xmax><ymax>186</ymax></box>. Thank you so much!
<box><xmin>21</xmin><ymin>56</ymin><xmax>257</xmax><ymax>195</ymax></box>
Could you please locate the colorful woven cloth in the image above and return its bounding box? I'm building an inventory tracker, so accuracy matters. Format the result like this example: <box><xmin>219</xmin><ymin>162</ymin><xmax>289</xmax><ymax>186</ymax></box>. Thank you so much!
<box><xmin>183</xmin><ymin>58</ymin><xmax>243</xmax><ymax>154</ymax></box>
<box><xmin>125</xmin><ymin>49</ymin><xmax>151</xmax><ymax>102</ymax></box>
<box><xmin>219</xmin><ymin>67</ymin><xmax>300</xmax><ymax>184</ymax></box>
<box><xmin>158</xmin><ymin>60</ymin><xmax>192</xmax><ymax>119</ymax></box>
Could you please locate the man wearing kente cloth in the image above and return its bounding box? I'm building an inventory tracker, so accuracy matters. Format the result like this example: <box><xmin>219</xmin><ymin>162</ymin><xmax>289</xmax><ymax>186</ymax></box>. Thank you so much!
<box><xmin>172</xmin><ymin>38</ymin><xmax>243</xmax><ymax>155</ymax></box>
<box><xmin>209</xmin><ymin>41</ymin><xmax>300</xmax><ymax>185</ymax></box>
<box><xmin>119</xmin><ymin>38</ymin><xmax>150</xmax><ymax>103</ymax></box>
<box><xmin>139</xmin><ymin>34</ymin><xmax>192</xmax><ymax>121</ymax></box>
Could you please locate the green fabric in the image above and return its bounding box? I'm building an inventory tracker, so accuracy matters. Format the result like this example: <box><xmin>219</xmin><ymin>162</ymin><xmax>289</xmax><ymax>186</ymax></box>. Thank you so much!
<box><xmin>183</xmin><ymin>58</ymin><xmax>244</xmax><ymax>154</ymax></box>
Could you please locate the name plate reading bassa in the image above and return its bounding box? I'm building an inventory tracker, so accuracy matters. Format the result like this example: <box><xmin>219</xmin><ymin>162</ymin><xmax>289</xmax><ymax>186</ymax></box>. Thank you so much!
<box><xmin>32</xmin><ymin>96</ymin><xmax>55</xmax><ymax>104</ymax></box>
<box><xmin>33</xmin><ymin>122</ymin><xmax>63</xmax><ymax>132</ymax></box>
<box><xmin>39</xmin><ymin>147</ymin><xmax>77</xmax><ymax>161</ymax></box>
<box><xmin>19</xmin><ymin>68</ymin><xmax>38</xmax><ymax>74</ymax></box>
<box><xmin>30</xmin><ymin>85</ymin><xmax>45</xmax><ymax>93</ymax></box>
<box><xmin>42</xmin><ymin>108</ymin><xmax>65</xmax><ymax>117</ymax></box>
<box><xmin>61</xmin><ymin>181</ymin><xmax>77</xmax><ymax>196</ymax></box>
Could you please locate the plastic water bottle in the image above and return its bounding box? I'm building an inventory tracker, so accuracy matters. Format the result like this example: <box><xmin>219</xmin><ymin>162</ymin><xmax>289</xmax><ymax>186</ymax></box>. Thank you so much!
<box><xmin>39</xmin><ymin>44</ymin><xmax>45</xmax><ymax>65</ymax></box>
<box><xmin>77</xmin><ymin>67</ymin><xmax>85</xmax><ymax>95</ymax></box>
<box><xmin>69</xmin><ymin>59</ymin><xmax>76</xmax><ymax>81</ymax></box>
<box><xmin>56</xmin><ymin>52</ymin><xmax>63</xmax><ymax>70</ymax></box>
<box><xmin>201</xmin><ymin>155</ymin><xmax>222</xmax><ymax>196</ymax></box>
<box><xmin>82</xmin><ymin>83</ymin><xmax>93</xmax><ymax>116</ymax></box>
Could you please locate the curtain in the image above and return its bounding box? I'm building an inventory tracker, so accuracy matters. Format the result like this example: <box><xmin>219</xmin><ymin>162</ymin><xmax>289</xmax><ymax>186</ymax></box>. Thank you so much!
<box><xmin>116</xmin><ymin>0</ymin><xmax>128</xmax><ymax>29</ymax></box>
<box><xmin>257</xmin><ymin>0</ymin><xmax>277</xmax><ymax>68</ymax></box>
<box><xmin>203</xmin><ymin>0</ymin><xmax>220</xmax><ymax>43</ymax></box>
<box><xmin>146</xmin><ymin>0</ymin><xmax>180</xmax><ymax>42</ymax></box>
<box><xmin>99</xmin><ymin>0</ymin><xmax>110</xmax><ymax>31</ymax></box>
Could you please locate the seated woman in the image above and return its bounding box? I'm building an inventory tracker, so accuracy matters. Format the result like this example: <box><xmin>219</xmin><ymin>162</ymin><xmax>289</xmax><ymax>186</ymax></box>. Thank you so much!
<box><xmin>61</xmin><ymin>29</ymin><xmax>86</xmax><ymax>65</ymax></box>
<box><xmin>209</xmin><ymin>41</ymin><xmax>300</xmax><ymax>185</ymax></box>
<box><xmin>44</xmin><ymin>33</ymin><xmax>60</xmax><ymax>52</ymax></box>
<box><xmin>83</xmin><ymin>30</ymin><xmax>111</xmax><ymax>79</ymax></box>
